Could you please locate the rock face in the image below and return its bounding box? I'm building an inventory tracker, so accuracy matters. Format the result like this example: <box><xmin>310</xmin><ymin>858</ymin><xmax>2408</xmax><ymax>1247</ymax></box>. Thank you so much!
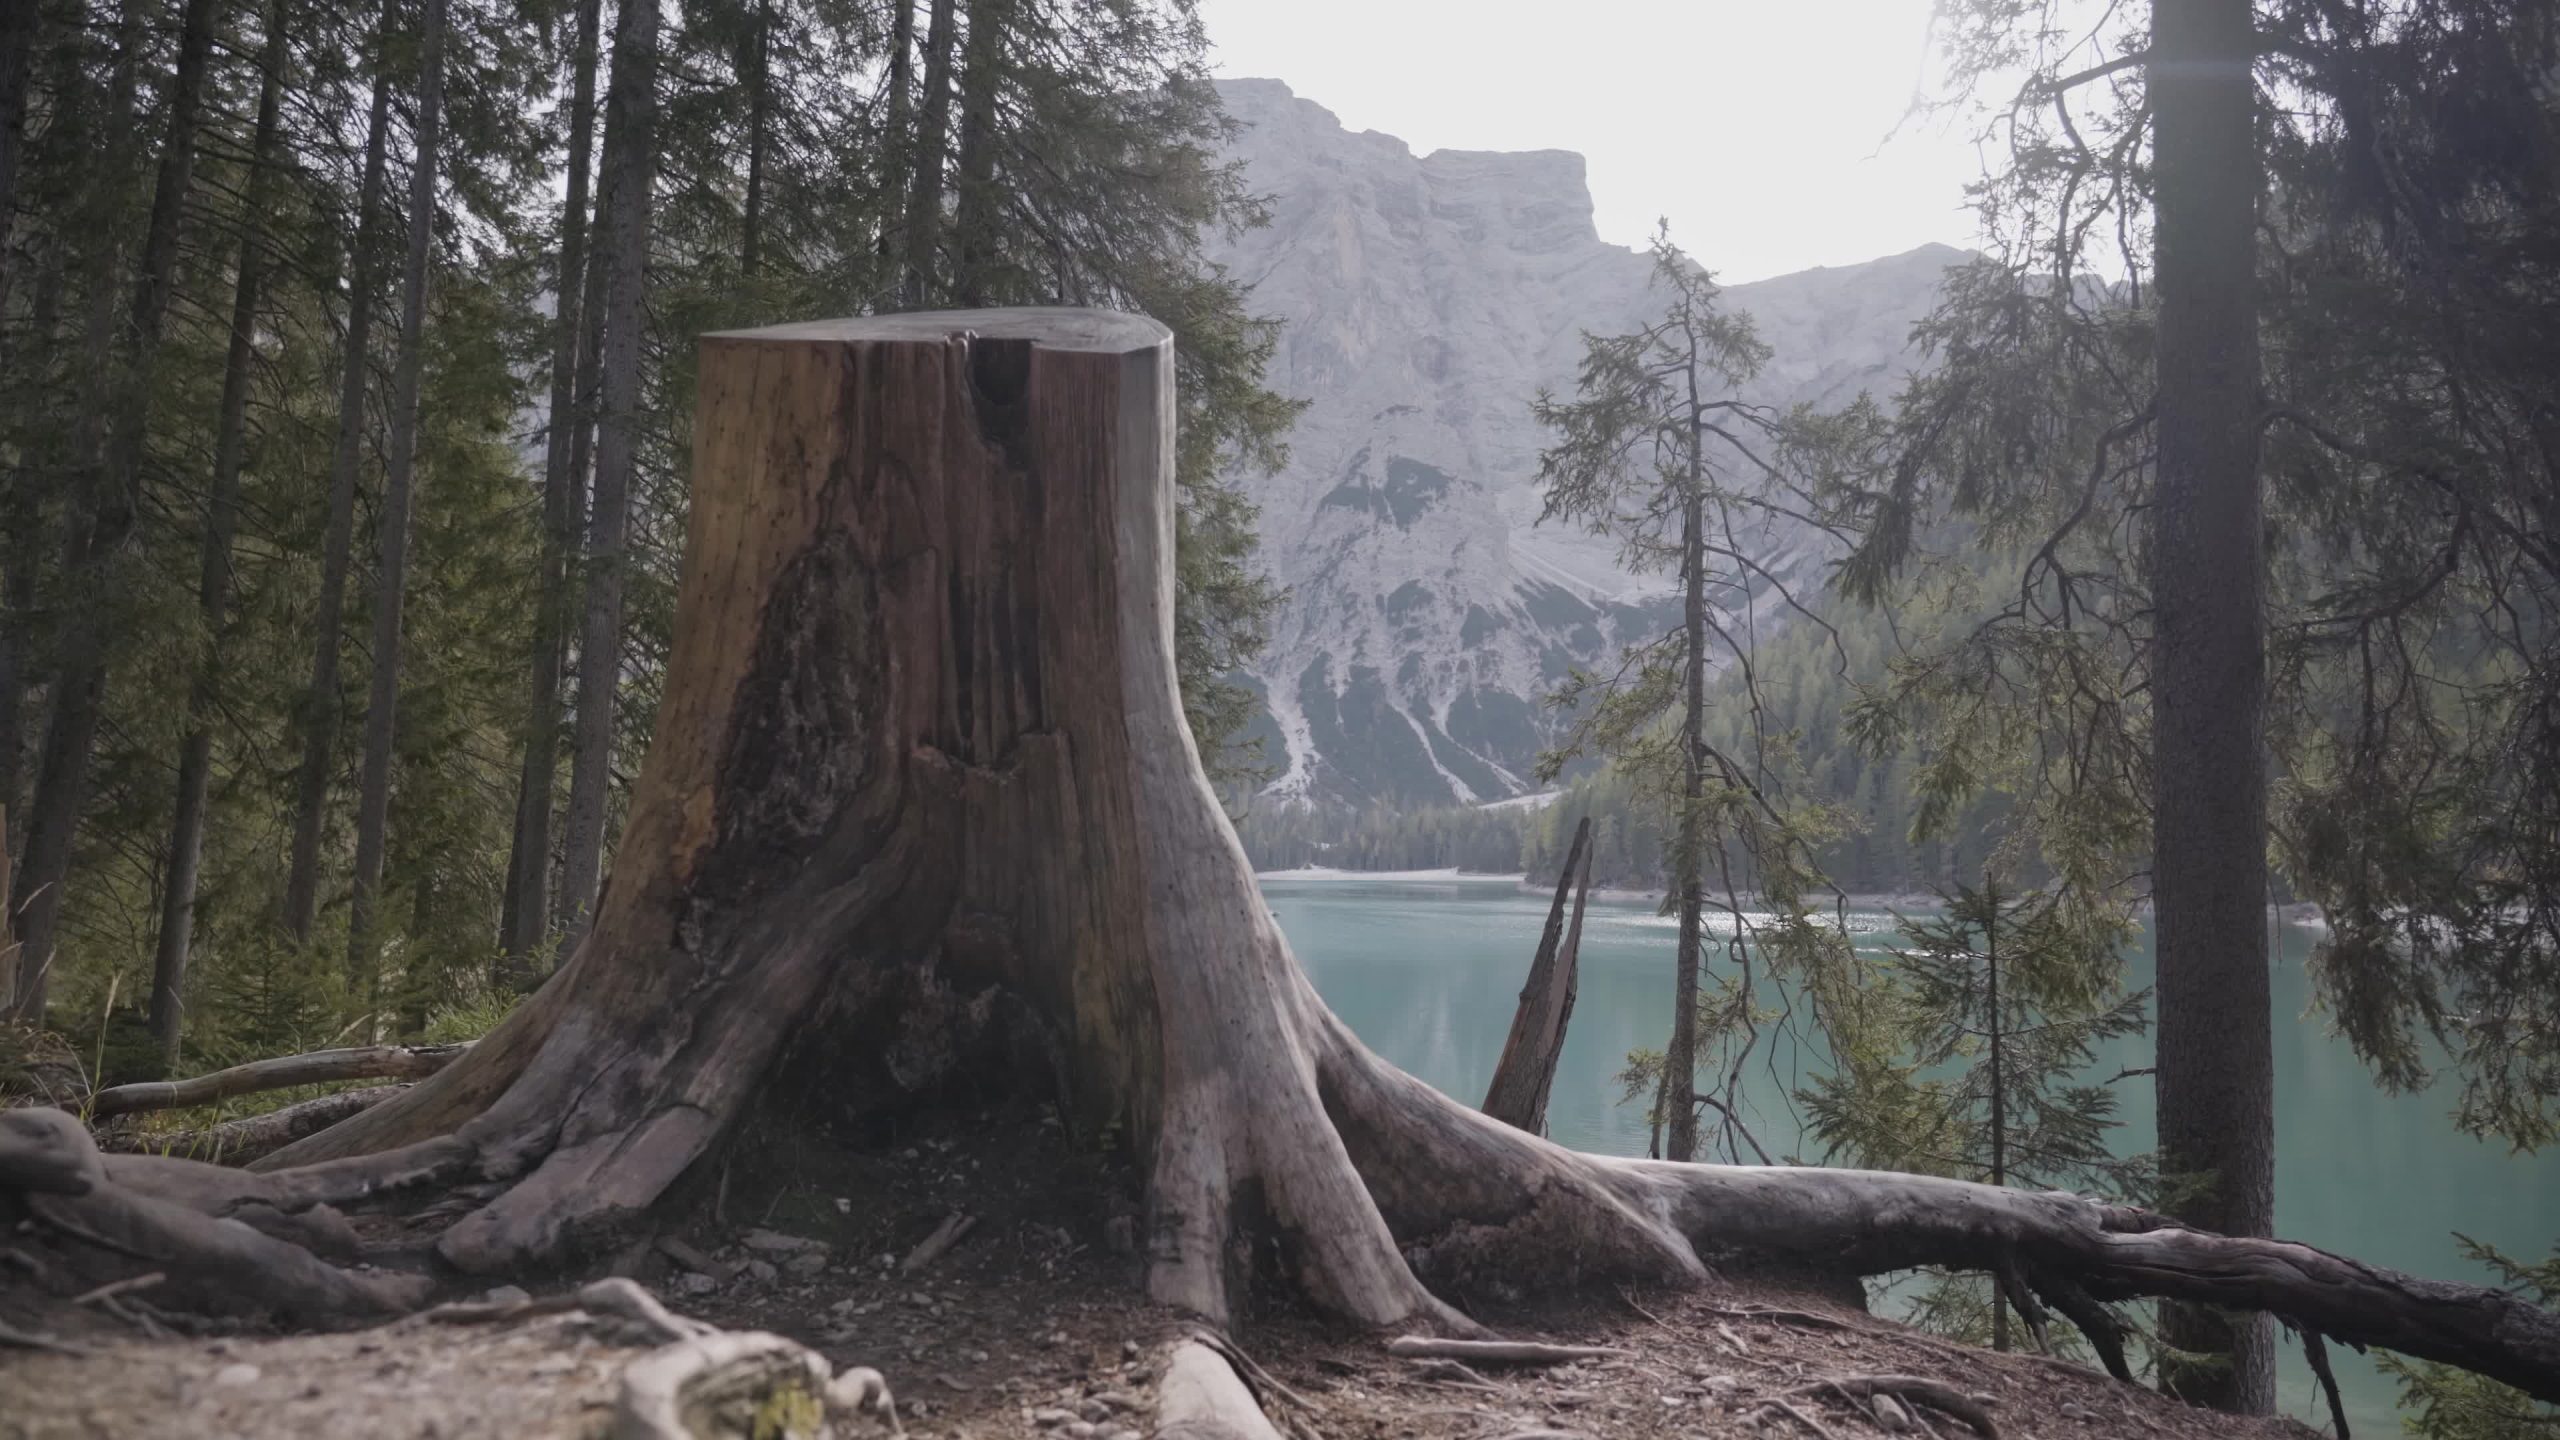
<box><xmin>1205</xmin><ymin>77</ymin><xmax>1964</xmax><ymax>807</ymax></box>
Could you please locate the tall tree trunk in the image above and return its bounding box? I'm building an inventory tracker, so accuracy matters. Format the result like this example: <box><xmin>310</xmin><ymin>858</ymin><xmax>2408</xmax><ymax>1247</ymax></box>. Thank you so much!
<box><xmin>501</xmin><ymin>0</ymin><xmax>604</xmax><ymax>974</ymax></box>
<box><xmin>1664</xmin><ymin>484</ymin><xmax>1706</xmax><ymax>1162</ymax></box>
<box><xmin>345</xmin><ymin>0</ymin><xmax>449</xmax><ymax>1014</ymax></box>
<box><xmin>896</xmin><ymin>0</ymin><xmax>958</xmax><ymax>309</ymax></box>
<box><xmin>1986</xmin><ymin>894</ymin><xmax>2007</xmax><ymax>1352</ymax></box>
<box><xmin>876</xmin><ymin>0</ymin><xmax>915</xmax><ymax>270</ymax></box>
<box><xmin>242</xmin><ymin>313</ymin><xmax>2560</xmax><ymax>1415</ymax></box>
<box><xmin>13</xmin><ymin>0</ymin><xmax>218</xmax><ymax>1022</ymax></box>
<box><xmin>554</xmin><ymin>0</ymin><xmax>660</xmax><ymax>960</ymax></box>
<box><xmin>537</xmin><ymin>163</ymin><xmax>613</xmax><ymax>955</ymax></box>
<box><xmin>738</xmin><ymin>0</ymin><xmax>770</xmax><ymax>278</ymax></box>
<box><xmin>283</xmin><ymin>51</ymin><xmax>398</xmax><ymax>945</ymax></box>
<box><xmin>1482</xmin><ymin>815</ymin><xmax>1591</xmax><ymax>1135</ymax></box>
<box><xmin>150</xmin><ymin>0</ymin><xmax>292</xmax><ymax>1065</ymax></box>
<box><xmin>0</xmin><ymin>0</ymin><xmax>38</xmax><ymax>325</ymax></box>
<box><xmin>2148</xmin><ymin>0</ymin><xmax>2273</xmax><ymax>1412</ymax></box>
<box><xmin>945</xmin><ymin>0</ymin><xmax>1006</xmax><ymax>308</ymax></box>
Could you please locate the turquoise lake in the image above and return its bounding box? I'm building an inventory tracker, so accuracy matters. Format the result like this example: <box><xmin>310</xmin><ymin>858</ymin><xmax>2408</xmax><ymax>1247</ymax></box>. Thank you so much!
<box><xmin>1258</xmin><ymin>869</ymin><xmax>2560</xmax><ymax>1433</ymax></box>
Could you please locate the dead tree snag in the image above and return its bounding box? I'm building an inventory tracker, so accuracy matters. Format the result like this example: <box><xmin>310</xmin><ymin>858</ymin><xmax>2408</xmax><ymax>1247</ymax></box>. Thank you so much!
<box><xmin>1483</xmin><ymin>815</ymin><xmax>1590</xmax><ymax>1135</ymax></box>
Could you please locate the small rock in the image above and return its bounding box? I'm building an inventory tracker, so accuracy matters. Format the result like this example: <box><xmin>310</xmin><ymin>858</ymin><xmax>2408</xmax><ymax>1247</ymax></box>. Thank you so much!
<box><xmin>1121</xmin><ymin>1340</ymin><xmax>1141</xmax><ymax>1361</ymax></box>
<box><xmin>834</xmin><ymin>1197</ymin><xmax>852</xmax><ymax>1214</ymax></box>
<box><xmin>785</xmin><ymin>1250</ymin><xmax>828</xmax><ymax>1278</ymax></box>
<box><xmin>1062</xmin><ymin>1424</ymin><xmax>1096</xmax><ymax>1440</ymax></box>
<box><xmin>1102</xmin><ymin>1430</ymin><xmax>1141</xmax><ymax>1440</ymax></box>
<box><xmin>481</xmin><ymin>1284</ymin><xmax>532</xmax><ymax>1307</ymax></box>
<box><xmin>212</xmin><ymin>1363</ymin><xmax>261</xmax><ymax>1388</ymax></box>
<box><xmin>1092</xmin><ymin>1391</ymin><xmax>1143</xmax><ymax>1413</ymax></box>
<box><xmin>1872</xmin><ymin>1394</ymin><xmax>1914</xmax><ymax>1432</ymax></box>
<box><xmin>741</xmin><ymin>1228</ymin><xmax>828</xmax><ymax>1256</ymax></box>
<box><xmin>677</xmin><ymin>1272</ymin><xmax>718</xmax><ymax>1296</ymax></box>
<box><xmin>1031</xmin><ymin>1408</ymin><xmax>1074</xmax><ymax>1428</ymax></box>
<box><xmin>1077</xmin><ymin>1397</ymin><xmax>1113</xmax><ymax>1423</ymax></box>
<box><xmin>744</xmin><ymin>1258</ymin><xmax>780</xmax><ymax>1285</ymax></box>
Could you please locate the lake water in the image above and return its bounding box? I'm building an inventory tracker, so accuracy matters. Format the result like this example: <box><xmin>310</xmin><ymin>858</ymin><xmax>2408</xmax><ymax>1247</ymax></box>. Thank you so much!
<box><xmin>1259</xmin><ymin>869</ymin><xmax>2560</xmax><ymax>1432</ymax></box>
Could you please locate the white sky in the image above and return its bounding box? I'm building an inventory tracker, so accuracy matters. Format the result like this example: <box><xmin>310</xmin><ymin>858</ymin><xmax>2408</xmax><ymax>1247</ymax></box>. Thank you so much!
<box><xmin>1196</xmin><ymin>0</ymin><xmax>1998</xmax><ymax>284</ymax></box>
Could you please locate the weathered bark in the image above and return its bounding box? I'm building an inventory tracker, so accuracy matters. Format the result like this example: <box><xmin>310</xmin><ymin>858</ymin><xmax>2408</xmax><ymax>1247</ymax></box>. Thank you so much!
<box><xmin>89</xmin><ymin>1043</ymin><xmax>468</xmax><ymax>1118</ymax></box>
<box><xmin>151</xmin><ymin>0</ymin><xmax>292</xmax><ymax>1065</ymax></box>
<box><xmin>1482</xmin><ymin>816</ymin><xmax>1590</xmax><ymax>1134</ymax></box>
<box><xmin>946</xmin><ymin>0</ymin><xmax>1008</xmax><ymax>308</ymax></box>
<box><xmin>1986</xmin><ymin>896</ymin><xmax>2007</xmax><ymax>1351</ymax></box>
<box><xmin>284</xmin><ymin>54</ymin><xmax>398</xmax><ymax>945</ymax></box>
<box><xmin>0</xmin><ymin>0</ymin><xmax>35</xmax><ymax>323</ymax></box>
<box><xmin>897</xmin><ymin>0</ymin><xmax>958</xmax><ymax>308</ymax></box>
<box><xmin>345</xmin><ymin>0</ymin><xmax>449</xmax><ymax>1004</ymax></box>
<box><xmin>501</xmin><ymin>0</ymin><xmax>605</xmax><ymax>972</ymax></box>
<box><xmin>228</xmin><ymin>311</ymin><xmax>2558</xmax><ymax>1406</ymax></box>
<box><xmin>13</xmin><ymin>0</ymin><xmax>219</xmax><ymax>1022</ymax></box>
<box><xmin>555</xmin><ymin>0</ymin><xmax>661</xmax><ymax>958</ymax></box>
<box><xmin>2149</xmin><ymin>0</ymin><xmax>2273</xmax><ymax>1411</ymax></box>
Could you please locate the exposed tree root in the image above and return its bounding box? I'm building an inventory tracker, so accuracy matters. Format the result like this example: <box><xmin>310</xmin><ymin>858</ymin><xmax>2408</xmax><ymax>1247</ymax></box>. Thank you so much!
<box><xmin>899</xmin><ymin>1212</ymin><xmax>975</xmax><ymax>1273</ymax></box>
<box><xmin>1746</xmin><ymin>1399</ymin><xmax>1846</xmax><ymax>1440</ymax></box>
<box><xmin>1157</xmin><ymin>1340</ymin><xmax>1285</xmax><ymax>1440</ymax></box>
<box><xmin>1383</xmin><ymin>1336</ymin><xmax>1625</xmax><ymax>1366</ymax></box>
<box><xmin>88</xmin><ymin>1043</ymin><xmax>469</xmax><ymax>1117</ymax></box>
<box><xmin>1794</xmin><ymin>1375</ymin><xmax>2001</xmax><ymax>1439</ymax></box>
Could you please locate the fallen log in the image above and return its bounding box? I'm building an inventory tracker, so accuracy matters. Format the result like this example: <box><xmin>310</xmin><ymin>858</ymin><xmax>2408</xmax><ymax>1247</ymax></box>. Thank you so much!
<box><xmin>1384</xmin><ymin>1336</ymin><xmax>1625</xmax><ymax>1366</ymax></box>
<box><xmin>1482</xmin><ymin>816</ymin><xmax>1592</xmax><ymax>1135</ymax></box>
<box><xmin>89</xmin><ymin>1043</ymin><xmax>469</xmax><ymax>1118</ymax></box>
<box><xmin>103</xmin><ymin>1085</ymin><xmax>409</xmax><ymax>1163</ymax></box>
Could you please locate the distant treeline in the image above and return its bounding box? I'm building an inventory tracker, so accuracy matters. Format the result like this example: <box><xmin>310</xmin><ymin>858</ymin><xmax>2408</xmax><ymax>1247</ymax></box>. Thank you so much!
<box><xmin>1238</xmin><ymin>599</ymin><xmax>2025</xmax><ymax>896</ymax></box>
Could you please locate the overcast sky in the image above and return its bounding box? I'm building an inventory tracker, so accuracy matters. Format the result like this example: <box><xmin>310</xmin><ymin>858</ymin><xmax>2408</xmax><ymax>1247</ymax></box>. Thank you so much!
<box><xmin>1195</xmin><ymin>0</ymin><xmax>1997</xmax><ymax>284</ymax></box>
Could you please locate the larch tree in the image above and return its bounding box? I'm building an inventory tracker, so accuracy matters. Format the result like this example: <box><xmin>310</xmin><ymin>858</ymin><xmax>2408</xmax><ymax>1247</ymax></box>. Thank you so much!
<box><xmin>1529</xmin><ymin>228</ymin><xmax>1847</xmax><ymax>1164</ymax></box>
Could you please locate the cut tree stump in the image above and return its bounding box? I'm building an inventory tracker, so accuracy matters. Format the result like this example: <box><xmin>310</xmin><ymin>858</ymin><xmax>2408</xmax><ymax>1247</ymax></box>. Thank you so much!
<box><xmin>179</xmin><ymin>308</ymin><xmax>2560</xmax><ymax>1406</ymax></box>
<box><xmin>1482</xmin><ymin>815</ymin><xmax>1591</xmax><ymax>1134</ymax></box>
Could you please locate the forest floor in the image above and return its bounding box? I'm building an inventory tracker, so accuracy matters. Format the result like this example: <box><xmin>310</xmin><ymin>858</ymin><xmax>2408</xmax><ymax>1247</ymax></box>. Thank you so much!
<box><xmin>0</xmin><ymin>1107</ymin><xmax>2316</xmax><ymax>1440</ymax></box>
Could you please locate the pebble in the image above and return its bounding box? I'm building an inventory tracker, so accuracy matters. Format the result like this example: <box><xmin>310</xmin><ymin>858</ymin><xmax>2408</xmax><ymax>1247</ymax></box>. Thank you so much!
<box><xmin>1102</xmin><ymin>1430</ymin><xmax>1140</xmax><ymax>1440</ymax></box>
<box><xmin>744</xmin><ymin>1258</ymin><xmax>780</xmax><ymax>1285</ymax></box>
<box><xmin>677</xmin><ymin>1272</ymin><xmax>717</xmax><ymax>1296</ymax></box>
<box><xmin>741</xmin><ymin>1228</ymin><xmax>828</xmax><ymax>1256</ymax></box>
<box><xmin>785</xmin><ymin>1250</ymin><xmax>828</xmax><ymax>1278</ymax></box>
<box><xmin>1091</xmin><ymin>1390</ymin><xmax>1142</xmax><ymax>1413</ymax></box>
<box><xmin>1077</xmin><ymin>1397</ymin><xmax>1113</xmax><ymax>1422</ymax></box>
<box><xmin>1031</xmin><ymin>1408</ymin><xmax>1074</xmax><ymax>1427</ymax></box>
<box><xmin>212</xmin><ymin>1363</ymin><xmax>261</xmax><ymax>1388</ymax></box>
<box><xmin>480</xmin><ymin>1285</ymin><xmax>532</xmax><ymax>1307</ymax></box>
<box><xmin>1063</xmin><ymin>1423</ymin><xmax>1096</xmax><ymax>1440</ymax></box>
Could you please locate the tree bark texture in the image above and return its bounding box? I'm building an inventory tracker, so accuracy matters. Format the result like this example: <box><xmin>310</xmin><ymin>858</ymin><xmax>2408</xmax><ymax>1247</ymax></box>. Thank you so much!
<box><xmin>946</xmin><ymin>0</ymin><xmax>1008</xmax><ymax>308</ymax></box>
<box><xmin>555</xmin><ymin>0</ymin><xmax>662</xmax><ymax>960</ymax></box>
<box><xmin>1482</xmin><ymin>815</ymin><xmax>1590</xmax><ymax>1135</ymax></box>
<box><xmin>345</xmin><ymin>0</ymin><xmax>449</xmax><ymax>1004</ymax></box>
<box><xmin>739</xmin><ymin>0</ymin><xmax>771</xmax><ymax>277</ymax></box>
<box><xmin>501</xmin><ymin>0</ymin><xmax>605</xmax><ymax>972</ymax></box>
<box><xmin>152</xmin><ymin>0</ymin><xmax>291</xmax><ymax>1065</ymax></box>
<box><xmin>284</xmin><ymin>56</ymin><xmax>398</xmax><ymax>945</ymax></box>
<box><xmin>2149</xmin><ymin>0</ymin><xmax>2274</xmax><ymax>1412</ymax></box>
<box><xmin>877</xmin><ymin>0</ymin><xmax>916</xmax><ymax>271</ymax></box>
<box><xmin>223</xmin><ymin>311</ymin><xmax>2559</xmax><ymax>1402</ymax></box>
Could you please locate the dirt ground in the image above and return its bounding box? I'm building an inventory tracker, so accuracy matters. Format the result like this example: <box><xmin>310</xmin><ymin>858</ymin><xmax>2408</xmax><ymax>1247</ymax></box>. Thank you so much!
<box><xmin>0</xmin><ymin>1107</ymin><xmax>2317</xmax><ymax>1440</ymax></box>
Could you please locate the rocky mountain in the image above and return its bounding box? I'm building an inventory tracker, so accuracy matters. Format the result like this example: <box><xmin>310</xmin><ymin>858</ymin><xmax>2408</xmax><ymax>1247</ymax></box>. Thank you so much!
<box><xmin>1204</xmin><ymin>77</ymin><xmax>1965</xmax><ymax>808</ymax></box>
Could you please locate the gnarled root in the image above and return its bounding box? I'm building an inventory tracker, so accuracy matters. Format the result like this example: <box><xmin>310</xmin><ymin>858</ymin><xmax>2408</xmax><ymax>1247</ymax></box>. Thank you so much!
<box><xmin>1156</xmin><ymin>1340</ymin><xmax>1285</xmax><ymax>1440</ymax></box>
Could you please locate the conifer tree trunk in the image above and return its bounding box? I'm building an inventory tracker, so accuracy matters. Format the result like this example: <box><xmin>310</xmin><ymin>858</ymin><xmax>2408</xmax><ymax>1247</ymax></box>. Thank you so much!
<box><xmin>1483</xmin><ymin>815</ymin><xmax>1590</xmax><ymax>1134</ymax></box>
<box><xmin>739</xmin><ymin>0</ymin><xmax>770</xmax><ymax>278</ymax></box>
<box><xmin>2148</xmin><ymin>0</ymin><xmax>2273</xmax><ymax>1412</ymax></box>
<box><xmin>151</xmin><ymin>0</ymin><xmax>292</xmax><ymax>1064</ymax></box>
<box><xmin>14</xmin><ymin>0</ymin><xmax>218</xmax><ymax>1021</ymax></box>
<box><xmin>1665</xmin><ymin>484</ymin><xmax>1706</xmax><ymax>1162</ymax></box>
<box><xmin>346</xmin><ymin>0</ymin><xmax>449</xmax><ymax>1009</ymax></box>
<box><xmin>0</xmin><ymin>0</ymin><xmax>36</xmax><ymax>323</ymax></box>
<box><xmin>284</xmin><ymin>50</ymin><xmax>399</xmax><ymax>946</ymax></box>
<box><xmin>1986</xmin><ymin>895</ymin><xmax>2008</xmax><ymax>1352</ymax></box>
<box><xmin>897</xmin><ymin>0</ymin><xmax>958</xmax><ymax>309</ymax></box>
<box><xmin>555</xmin><ymin>0</ymin><xmax>661</xmax><ymax>958</ymax></box>
<box><xmin>501</xmin><ymin>0</ymin><xmax>604</xmax><ymax>973</ymax></box>
<box><xmin>877</xmin><ymin>0</ymin><xmax>916</xmax><ymax>266</ymax></box>
<box><xmin>946</xmin><ymin>0</ymin><xmax>1007</xmax><ymax>307</ymax></box>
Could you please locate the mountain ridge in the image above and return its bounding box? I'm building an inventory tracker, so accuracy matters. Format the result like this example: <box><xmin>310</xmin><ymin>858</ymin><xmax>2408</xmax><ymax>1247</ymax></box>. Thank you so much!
<box><xmin>1207</xmin><ymin>77</ymin><xmax>1964</xmax><ymax>807</ymax></box>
